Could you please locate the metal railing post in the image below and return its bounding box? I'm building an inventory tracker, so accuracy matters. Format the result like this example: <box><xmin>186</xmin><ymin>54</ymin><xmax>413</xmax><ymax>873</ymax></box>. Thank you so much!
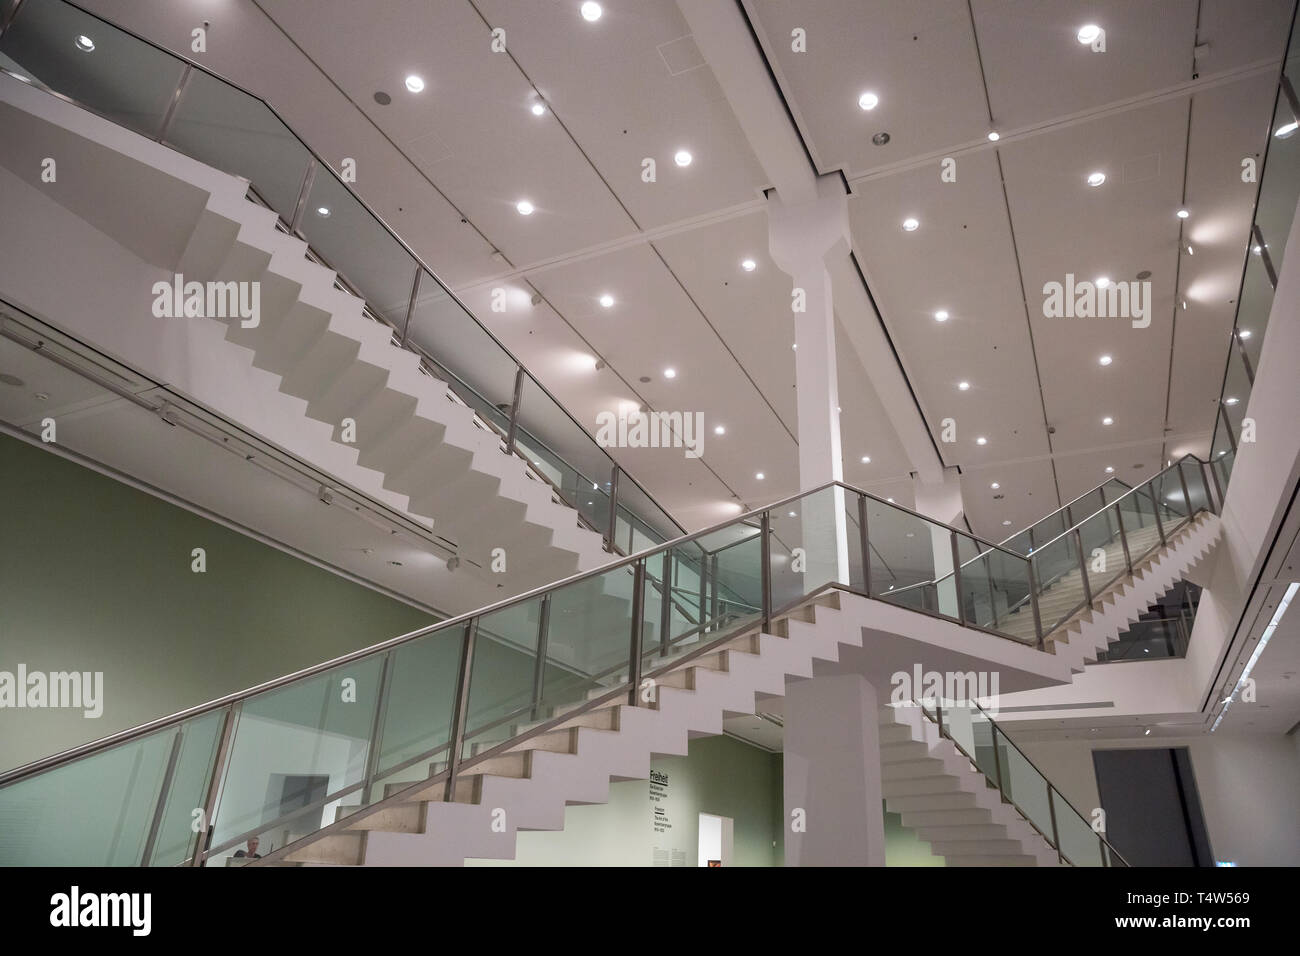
<box><xmin>530</xmin><ymin>595</ymin><xmax>551</xmax><ymax>719</ymax></box>
<box><xmin>505</xmin><ymin>365</ymin><xmax>525</xmax><ymax>455</ymax></box>
<box><xmin>760</xmin><ymin>511</ymin><xmax>772</xmax><ymax>632</ymax></box>
<box><xmin>443</xmin><ymin>621</ymin><xmax>479</xmax><ymax>802</ymax></box>
<box><xmin>950</xmin><ymin>531</ymin><xmax>966</xmax><ymax>626</ymax></box>
<box><xmin>1114</xmin><ymin>502</ymin><xmax>1133</xmax><ymax>573</ymax></box>
<box><xmin>1151</xmin><ymin>484</ymin><xmax>1167</xmax><ymax>546</ymax></box>
<box><xmin>858</xmin><ymin>493</ymin><xmax>872</xmax><ymax>595</ymax></box>
<box><xmin>400</xmin><ymin>267</ymin><xmax>422</xmax><ymax>347</ymax></box>
<box><xmin>360</xmin><ymin>651</ymin><xmax>393</xmax><ymax>804</ymax></box>
<box><xmin>1074</xmin><ymin>528</ymin><xmax>1093</xmax><ymax>608</ymax></box>
<box><xmin>1028</xmin><ymin>560</ymin><xmax>1045</xmax><ymax>650</ymax></box>
<box><xmin>140</xmin><ymin>727</ymin><xmax>184</xmax><ymax>866</ymax></box>
<box><xmin>189</xmin><ymin>703</ymin><xmax>238</xmax><ymax>866</ymax></box>
<box><xmin>155</xmin><ymin>64</ymin><xmax>192</xmax><ymax>143</ymax></box>
<box><xmin>605</xmin><ymin>465</ymin><xmax>621</xmax><ymax>552</ymax></box>
<box><xmin>1177</xmin><ymin>462</ymin><xmax>1194</xmax><ymax>524</ymax></box>
<box><xmin>659</xmin><ymin>551</ymin><xmax>673</xmax><ymax>658</ymax></box>
<box><xmin>990</xmin><ymin>723</ymin><xmax>1006</xmax><ymax>798</ymax></box>
<box><xmin>289</xmin><ymin>157</ymin><xmax>318</xmax><ymax>235</ymax></box>
<box><xmin>1047</xmin><ymin>786</ymin><xmax>1063</xmax><ymax>865</ymax></box>
<box><xmin>627</xmin><ymin>560</ymin><xmax>646</xmax><ymax>706</ymax></box>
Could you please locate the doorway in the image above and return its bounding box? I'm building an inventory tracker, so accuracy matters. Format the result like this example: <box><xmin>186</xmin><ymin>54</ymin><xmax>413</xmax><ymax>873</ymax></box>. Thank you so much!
<box><xmin>1093</xmin><ymin>748</ymin><xmax>1213</xmax><ymax>866</ymax></box>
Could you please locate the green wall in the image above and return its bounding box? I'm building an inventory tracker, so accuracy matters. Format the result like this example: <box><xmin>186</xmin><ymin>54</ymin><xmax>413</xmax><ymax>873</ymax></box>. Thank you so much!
<box><xmin>0</xmin><ymin>434</ymin><xmax>437</xmax><ymax>771</ymax></box>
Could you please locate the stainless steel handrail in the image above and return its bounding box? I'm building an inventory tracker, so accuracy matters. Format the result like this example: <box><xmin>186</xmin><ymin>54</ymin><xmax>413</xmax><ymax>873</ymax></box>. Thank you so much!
<box><xmin>998</xmin><ymin>475</ymin><xmax>1133</xmax><ymax>548</ymax></box>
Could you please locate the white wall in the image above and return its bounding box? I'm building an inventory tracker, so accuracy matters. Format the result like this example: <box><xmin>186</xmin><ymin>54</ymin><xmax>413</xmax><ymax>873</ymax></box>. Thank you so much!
<box><xmin>1020</xmin><ymin>732</ymin><xmax>1300</xmax><ymax>866</ymax></box>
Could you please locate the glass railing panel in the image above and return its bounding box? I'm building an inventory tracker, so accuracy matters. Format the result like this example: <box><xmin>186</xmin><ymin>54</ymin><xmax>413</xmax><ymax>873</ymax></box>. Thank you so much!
<box><xmin>1179</xmin><ymin>459</ymin><xmax>1212</xmax><ymax>517</ymax></box>
<box><xmin>1237</xmin><ymin>249</ymin><xmax>1274</xmax><ymax>376</ymax></box>
<box><xmin>1078</xmin><ymin>505</ymin><xmax>1125</xmax><ymax>602</ymax></box>
<box><xmin>1053</xmin><ymin>789</ymin><xmax>1104</xmax><ymax>866</ymax></box>
<box><xmin>371</xmin><ymin>626</ymin><xmax>464</xmax><ymax>792</ymax></box>
<box><xmin>1029</xmin><ymin>531</ymin><xmax>1086</xmax><ymax>633</ymax></box>
<box><xmin>1220</xmin><ymin>346</ymin><xmax>1252</xmax><ymax>449</ymax></box>
<box><xmin>0</xmin><ymin>0</ymin><xmax>186</xmax><ymax>139</ymax></box>
<box><xmin>0</xmin><ymin>713</ymin><xmax>215</xmax><ymax>866</ymax></box>
<box><xmin>1026</xmin><ymin>509</ymin><xmax>1066</xmax><ymax>555</ymax></box>
<box><xmin>639</xmin><ymin>550</ymin><xmax>696</xmax><ymax>665</ymax></box>
<box><xmin>1152</xmin><ymin>467</ymin><xmax>1190</xmax><ymax>531</ymax></box>
<box><xmin>769</xmin><ymin>486</ymin><xmax>859</xmax><ymax>609</ymax></box>
<box><xmin>710</xmin><ymin>526</ymin><xmax>763</xmax><ymax>626</ymax></box>
<box><xmin>145</xmin><ymin>709</ymin><xmax>226</xmax><ymax>866</ymax></box>
<box><xmin>844</xmin><ymin>494</ymin><xmax>867</xmax><ymax>593</ymax></box>
<box><xmin>867</xmin><ymin>500</ymin><xmax>946</xmax><ymax>616</ymax></box>
<box><xmin>164</xmin><ymin>69</ymin><xmax>313</xmax><ymax>223</ymax></box>
<box><xmin>993</xmin><ymin>729</ymin><xmax>1055</xmax><ymax>847</ymax></box>
<box><xmin>461</xmin><ymin>598</ymin><xmax>546</xmax><ymax>756</ymax></box>
<box><xmin>209</xmin><ymin>655</ymin><xmax>384</xmax><ymax>857</ymax></box>
<box><xmin>955</xmin><ymin>536</ymin><xmax>1034</xmax><ymax>641</ymax></box>
<box><xmin>1256</xmin><ymin>91</ymin><xmax>1300</xmax><ymax>278</ymax></box>
<box><xmin>615</xmin><ymin>477</ymin><xmax>682</xmax><ymax>545</ymax></box>
<box><xmin>526</xmin><ymin>565</ymin><xmax>637</xmax><ymax>732</ymax></box>
<box><xmin>1115</xmin><ymin>486</ymin><xmax>1162</xmax><ymax>565</ymax></box>
<box><xmin>1068</xmin><ymin>487</ymin><xmax>1106</xmax><ymax>527</ymax></box>
<box><xmin>299</xmin><ymin>172</ymin><xmax>417</xmax><ymax>325</ymax></box>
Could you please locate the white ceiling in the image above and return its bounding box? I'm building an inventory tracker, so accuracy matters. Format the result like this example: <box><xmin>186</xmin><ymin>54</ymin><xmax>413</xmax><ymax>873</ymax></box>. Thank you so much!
<box><xmin>62</xmin><ymin>0</ymin><xmax>1293</xmax><ymax>538</ymax></box>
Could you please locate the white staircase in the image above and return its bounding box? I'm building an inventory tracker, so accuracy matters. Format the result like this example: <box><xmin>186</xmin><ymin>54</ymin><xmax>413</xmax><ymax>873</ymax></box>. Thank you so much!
<box><xmin>0</xmin><ymin>74</ymin><xmax>621</xmax><ymax>597</ymax></box>
<box><xmin>879</xmin><ymin>705</ymin><xmax>1062</xmax><ymax>866</ymax></box>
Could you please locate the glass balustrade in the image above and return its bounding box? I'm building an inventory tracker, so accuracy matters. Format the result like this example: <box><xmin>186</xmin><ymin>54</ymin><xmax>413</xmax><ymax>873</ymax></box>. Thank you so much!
<box><xmin>0</xmin><ymin>0</ymin><xmax>683</xmax><ymax>553</ymax></box>
<box><xmin>2</xmin><ymin>469</ymin><xmax>1198</xmax><ymax>865</ymax></box>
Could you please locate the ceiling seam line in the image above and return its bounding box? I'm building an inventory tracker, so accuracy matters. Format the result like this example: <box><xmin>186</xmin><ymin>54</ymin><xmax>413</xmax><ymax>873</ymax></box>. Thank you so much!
<box><xmin>248</xmin><ymin>0</ymin><xmax>502</xmax><ymax>262</ymax></box>
<box><xmin>845</xmin><ymin>59</ymin><xmax>1280</xmax><ymax>190</ymax></box>
<box><xmin>463</xmin><ymin>0</ymin><xmax>644</xmax><ymax>234</ymax></box>
<box><xmin>964</xmin><ymin>0</ymin><xmax>996</xmax><ymax>126</ymax></box>
<box><xmin>1161</xmin><ymin>98</ymin><xmax>1196</xmax><ymax>467</ymax></box>
<box><xmin>645</xmin><ymin>240</ymin><xmax>798</xmax><ymax>449</ymax></box>
<box><xmin>993</xmin><ymin>149</ymin><xmax>1062</xmax><ymax>509</ymax></box>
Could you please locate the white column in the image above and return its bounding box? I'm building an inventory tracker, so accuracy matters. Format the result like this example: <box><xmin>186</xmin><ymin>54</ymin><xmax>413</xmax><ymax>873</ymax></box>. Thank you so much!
<box><xmin>783</xmin><ymin>674</ymin><xmax>886</xmax><ymax>866</ymax></box>
<box><xmin>769</xmin><ymin>176</ymin><xmax>852</xmax><ymax>586</ymax></box>
<box><xmin>914</xmin><ymin>468</ymin><xmax>967</xmax><ymax>618</ymax></box>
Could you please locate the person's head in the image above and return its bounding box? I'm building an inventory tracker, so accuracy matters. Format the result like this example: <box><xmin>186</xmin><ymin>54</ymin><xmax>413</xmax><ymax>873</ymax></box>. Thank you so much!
<box><xmin>246</xmin><ymin>837</ymin><xmax>260</xmax><ymax>855</ymax></box>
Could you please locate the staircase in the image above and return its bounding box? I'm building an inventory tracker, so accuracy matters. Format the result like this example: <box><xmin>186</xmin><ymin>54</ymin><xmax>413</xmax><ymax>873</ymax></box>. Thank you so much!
<box><xmin>0</xmin><ymin>69</ymin><xmax>634</xmax><ymax>597</ymax></box>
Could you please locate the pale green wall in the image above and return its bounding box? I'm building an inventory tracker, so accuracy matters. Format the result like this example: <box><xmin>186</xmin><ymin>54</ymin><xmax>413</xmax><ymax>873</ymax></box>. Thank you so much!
<box><xmin>0</xmin><ymin>434</ymin><xmax>437</xmax><ymax>771</ymax></box>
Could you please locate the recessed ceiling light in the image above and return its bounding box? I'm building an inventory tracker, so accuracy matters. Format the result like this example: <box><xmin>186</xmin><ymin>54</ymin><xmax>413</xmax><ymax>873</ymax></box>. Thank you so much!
<box><xmin>1099</xmin><ymin>354</ymin><xmax>1112</xmax><ymax>366</ymax></box>
<box><xmin>75</xmin><ymin>34</ymin><xmax>95</xmax><ymax>52</ymax></box>
<box><xmin>1077</xmin><ymin>24</ymin><xmax>1101</xmax><ymax>45</ymax></box>
<box><xmin>1187</xmin><ymin>245</ymin><xmax>1194</xmax><ymax>255</ymax></box>
<box><xmin>1102</xmin><ymin>416</ymin><xmax>1114</xmax><ymax>425</ymax></box>
<box><xmin>861</xmin><ymin>455</ymin><xmax>871</xmax><ymax>463</ymax></box>
<box><xmin>714</xmin><ymin>425</ymin><xmax>725</xmax><ymax>435</ymax></box>
<box><xmin>516</xmin><ymin>199</ymin><xmax>534</xmax><ymax>216</ymax></box>
<box><xmin>934</xmin><ymin>310</ymin><xmax>949</xmax><ymax>321</ymax></box>
<box><xmin>1224</xmin><ymin>397</ymin><xmax>1239</xmax><ymax>405</ymax></box>
<box><xmin>315</xmin><ymin>206</ymin><xmax>331</xmax><ymax>217</ymax></box>
<box><xmin>674</xmin><ymin>149</ymin><xmax>693</xmax><ymax>167</ymax></box>
<box><xmin>1238</xmin><ymin>329</ymin><xmax>1251</xmax><ymax>339</ymax></box>
<box><xmin>1096</xmin><ymin>276</ymin><xmax>1110</xmax><ymax>288</ymax></box>
<box><xmin>1176</xmin><ymin>208</ymin><xmax>1190</xmax><ymax>219</ymax></box>
<box><xmin>887</xmin><ymin>498</ymin><xmax>895</xmax><ymax>503</ymax></box>
<box><xmin>1002</xmin><ymin>519</ymin><xmax>1013</xmax><ymax>526</ymax></box>
<box><xmin>598</xmin><ymin>293</ymin><xmax>614</xmax><ymax>308</ymax></box>
<box><xmin>663</xmin><ymin>368</ymin><xmax>676</xmax><ymax>379</ymax></box>
<box><xmin>741</xmin><ymin>258</ymin><xmax>757</xmax><ymax>272</ymax></box>
<box><xmin>1253</xmin><ymin>244</ymin><xmax>1263</xmax><ymax>254</ymax></box>
<box><xmin>858</xmin><ymin>91</ymin><xmax>879</xmax><ymax>111</ymax></box>
<box><xmin>1086</xmin><ymin>171</ymin><xmax>1106</xmax><ymax>187</ymax></box>
<box><xmin>1275</xmin><ymin>120</ymin><xmax>1299</xmax><ymax>139</ymax></box>
<box><xmin>902</xmin><ymin>217</ymin><xmax>919</xmax><ymax>231</ymax></box>
<box><xmin>580</xmin><ymin>1</ymin><xmax>602</xmax><ymax>22</ymax></box>
<box><xmin>756</xmin><ymin>472</ymin><xmax>765</xmax><ymax>480</ymax></box>
<box><xmin>791</xmin><ymin>343</ymin><xmax>797</xmax><ymax>350</ymax></box>
<box><xmin>990</xmin><ymin>482</ymin><xmax>1000</xmax><ymax>490</ymax></box>
<box><xmin>405</xmin><ymin>74</ymin><xmax>425</xmax><ymax>93</ymax></box>
<box><xmin>987</xmin><ymin>130</ymin><xmax>1000</xmax><ymax>142</ymax></box>
<box><xmin>976</xmin><ymin>436</ymin><xmax>987</xmax><ymax>445</ymax></box>
<box><xmin>530</xmin><ymin>102</ymin><xmax>546</xmax><ymax>116</ymax></box>
<box><xmin>958</xmin><ymin>381</ymin><xmax>970</xmax><ymax>390</ymax></box>
<box><xmin>789</xmin><ymin>511</ymin><xmax>797</xmax><ymax>518</ymax></box>
<box><xmin>1105</xmin><ymin>466</ymin><xmax>1115</xmax><ymax>473</ymax></box>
